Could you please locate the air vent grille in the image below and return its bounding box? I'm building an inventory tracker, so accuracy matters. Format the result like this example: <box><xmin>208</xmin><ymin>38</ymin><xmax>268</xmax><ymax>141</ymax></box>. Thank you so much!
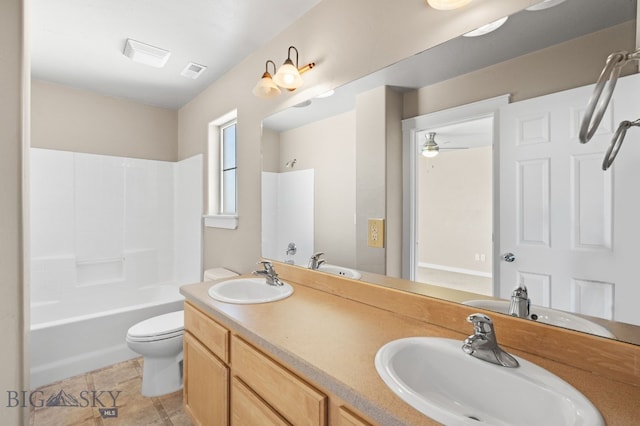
<box><xmin>181</xmin><ymin>62</ymin><xmax>207</xmax><ymax>79</ymax></box>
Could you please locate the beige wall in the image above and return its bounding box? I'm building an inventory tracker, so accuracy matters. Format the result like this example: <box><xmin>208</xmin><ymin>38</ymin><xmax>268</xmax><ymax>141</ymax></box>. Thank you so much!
<box><xmin>419</xmin><ymin>146</ymin><xmax>492</xmax><ymax>274</ymax></box>
<box><xmin>261</xmin><ymin>128</ymin><xmax>281</xmax><ymax>173</ymax></box>
<box><xmin>1</xmin><ymin>0</ymin><xmax>26</xmax><ymax>423</ymax></box>
<box><xmin>279</xmin><ymin>111</ymin><xmax>357</xmax><ymax>268</ymax></box>
<box><xmin>179</xmin><ymin>0</ymin><xmax>537</xmax><ymax>274</ymax></box>
<box><xmin>31</xmin><ymin>80</ymin><xmax>178</xmax><ymax>161</ymax></box>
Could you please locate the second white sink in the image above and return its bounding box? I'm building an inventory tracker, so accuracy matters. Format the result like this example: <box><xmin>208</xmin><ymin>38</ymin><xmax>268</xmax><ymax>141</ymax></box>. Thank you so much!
<box><xmin>208</xmin><ymin>277</ymin><xmax>293</xmax><ymax>304</ymax></box>
<box><xmin>463</xmin><ymin>299</ymin><xmax>615</xmax><ymax>338</ymax></box>
<box><xmin>375</xmin><ymin>337</ymin><xmax>604</xmax><ymax>426</ymax></box>
<box><xmin>317</xmin><ymin>264</ymin><xmax>361</xmax><ymax>279</ymax></box>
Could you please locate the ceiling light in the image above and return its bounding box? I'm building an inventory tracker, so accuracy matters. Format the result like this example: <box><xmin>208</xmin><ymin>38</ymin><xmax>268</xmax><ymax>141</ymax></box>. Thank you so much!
<box><xmin>253</xmin><ymin>46</ymin><xmax>316</xmax><ymax>98</ymax></box>
<box><xmin>252</xmin><ymin>60</ymin><xmax>281</xmax><ymax>99</ymax></box>
<box><xmin>181</xmin><ymin>62</ymin><xmax>207</xmax><ymax>79</ymax></box>
<box><xmin>316</xmin><ymin>89</ymin><xmax>335</xmax><ymax>99</ymax></box>
<box><xmin>421</xmin><ymin>132</ymin><xmax>440</xmax><ymax>158</ymax></box>
<box><xmin>426</xmin><ymin>0</ymin><xmax>472</xmax><ymax>10</ymax></box>
<box><xmin>123</xmin><ymin>39</ymin><xmax>171</xmax><ymax>68</ymax></box>
<box><xmin>463</xmin><ymin>16</ymin><xmax>508</xmax><ymax>37</ymax></box>
<box><xmin>526</xmin><ymin>0</ymin><xmax>566</xmax><ymax>11</ymax></box>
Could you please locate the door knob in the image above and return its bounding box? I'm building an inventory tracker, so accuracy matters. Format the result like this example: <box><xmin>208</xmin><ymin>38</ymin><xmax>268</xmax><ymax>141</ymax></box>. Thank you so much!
<box><xmin>502</xmin><ymin>252</ymin><xmax>516</xmax><ymax>262</ymax></box>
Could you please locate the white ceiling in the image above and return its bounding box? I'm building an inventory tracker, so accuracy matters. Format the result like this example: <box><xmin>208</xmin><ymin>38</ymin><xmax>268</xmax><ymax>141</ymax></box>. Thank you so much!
<box><xmin>30</xmin><ymin>0</ymin><xmax>321</xmax><ymax>110</ymax></box>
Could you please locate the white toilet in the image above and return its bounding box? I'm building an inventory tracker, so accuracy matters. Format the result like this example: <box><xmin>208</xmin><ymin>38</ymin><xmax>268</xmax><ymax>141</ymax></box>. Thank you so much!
<box><xmin>126</xmin><ymin>310</ymin><xmax>185</xmax><ymax>397</ymax></box>
<box><xmin>126</xmin><ymin>268</ymin><xmax>237</xmax><ymax>397</ymax></box>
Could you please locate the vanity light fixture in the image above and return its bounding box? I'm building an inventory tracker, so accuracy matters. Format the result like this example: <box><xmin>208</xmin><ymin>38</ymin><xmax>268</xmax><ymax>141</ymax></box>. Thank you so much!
<box><xmin>123</xmin><ymin>39</ymin><xmax>171</xmax><ymax>68</ymax></box>
<box><xmin>426</xmin><ymin>0</ymin><xmax>472</xmax><ymax>11</ymax></box>
<box><xmin>252</xmin><ymin>60</ymin><xmax>281</xmax><ymax>98</ymax></box>
<box><xmin>253</xmin><ymin>46</ymin><xmax>315</xmax><ymax>98</ymax></box>
<box><xmin>274</xmin><ymin>46</ymin><xmax>305</xmax><ymax>90</ymax></box>
<box><xmin>463</xmin><ymin>16</ymin><xmax>509</xmax><ymax>37</ymax></box>
<box><xmin>421</xmin><ymin>132</ymin><xmax>440</xmax><ymax>158</ymax></box>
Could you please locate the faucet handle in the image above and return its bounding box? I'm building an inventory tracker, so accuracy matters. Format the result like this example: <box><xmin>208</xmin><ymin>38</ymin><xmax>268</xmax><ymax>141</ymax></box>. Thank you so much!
<box><xmin>466</xmin><ymin>313</ymin><xmax>494</xmax><ymax>335</ymax></box>
<box><xmin>311</xmin><ymin>252</ymin><xmax>324</xmax><ymax>260</ymax></box>
<box><xmin>256</xmin><ymin>260</ymin><xmax>275</xmax><ymax>274</ymax></box>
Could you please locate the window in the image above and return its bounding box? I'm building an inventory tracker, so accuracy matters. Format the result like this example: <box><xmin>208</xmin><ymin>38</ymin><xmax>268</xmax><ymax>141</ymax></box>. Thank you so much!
<box><xmin>220</xmin><ymin>120</ymin><xmax>237</xmax><ymax>214</ymax></box>
<box><xmin>205</xmin><ymin>110</ymin><xmax>238</xmax><ymax>229</ymax></box>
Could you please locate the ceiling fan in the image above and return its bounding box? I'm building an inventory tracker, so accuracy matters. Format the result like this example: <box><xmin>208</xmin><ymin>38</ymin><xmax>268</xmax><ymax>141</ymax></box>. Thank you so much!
<box><xmin>420</xmin><ymin>132</ymin><xmax>469</xmax><ymax>158</ymax></box>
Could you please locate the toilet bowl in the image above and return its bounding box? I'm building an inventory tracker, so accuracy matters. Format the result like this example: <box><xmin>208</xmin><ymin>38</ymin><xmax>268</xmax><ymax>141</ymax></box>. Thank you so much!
<box><xmin>126</xmin><ymin>268</ymin><xmax>238</xmax><ymax>397</ymax></box>
<box><xmin>126</xmin><ymin>310</ymin><xmax>185</xmax><ymax>397</ymax></box>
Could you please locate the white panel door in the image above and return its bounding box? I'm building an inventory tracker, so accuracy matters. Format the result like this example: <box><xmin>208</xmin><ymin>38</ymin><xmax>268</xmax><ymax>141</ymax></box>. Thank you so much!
<box><xmin>499</xmin><ymin>73</ymin><xmax>640</xmax><ymax>326</ymax></box>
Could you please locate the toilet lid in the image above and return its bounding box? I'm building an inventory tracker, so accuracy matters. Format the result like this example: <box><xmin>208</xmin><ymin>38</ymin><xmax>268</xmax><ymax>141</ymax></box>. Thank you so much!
<box><xmin>127</xmin><ymin>310</ymin><xmax>184</xmax><ymax>339</ymax></box>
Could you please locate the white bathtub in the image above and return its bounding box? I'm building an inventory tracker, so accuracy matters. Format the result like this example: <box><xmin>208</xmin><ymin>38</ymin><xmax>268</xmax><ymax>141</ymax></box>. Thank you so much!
<box><xmin>30</xmin><ymin>282</ymin><xmax>185</xmax><ymax>389</ymax></box>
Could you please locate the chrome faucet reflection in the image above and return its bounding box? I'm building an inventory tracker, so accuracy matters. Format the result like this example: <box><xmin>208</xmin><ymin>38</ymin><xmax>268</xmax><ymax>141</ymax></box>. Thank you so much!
<box><xmin>462</xmin><ymin>313</ymin><xmax>519</xmax><ymax>368</ymax></box>
<box><xmin>307</xmin><ymin>252</ymin><xmax>325</xmax><ymax>270</ymax></box>
<box><xmin>508</xmin><ymin>283</ymin><xmax>531</xmax><ymax>318</ymax></box>
<box><xmin>253</xmin><ymin>260</ymin><xmax>284</xmax><ymax>286</ymax></box>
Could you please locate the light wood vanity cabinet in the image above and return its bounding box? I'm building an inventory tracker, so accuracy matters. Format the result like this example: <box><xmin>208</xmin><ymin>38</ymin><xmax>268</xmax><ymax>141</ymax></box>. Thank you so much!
<box><xmin>337</xmin><ymin>407</ymin><xmax>373</xmax><ymax>426</ymax></box>
<box><xmin>231</xmin><ymin>376</ymin><xmax>291</xmax><ymax>425</ymax></box>
<box><xmin>231</xmin><ymin>335</ymin><xmax>327</xmax><ymax>426</ymax></box>
<box><xmin>183</xmin><ymin>332</ymin><xmax>229</xmax><ymax>425</ymax></box>
<box><xmin>184</xmin><ymin>303</ymin><xmax>230</xmax><ymax>425</ymax></box>
<box><xmin>183</xmin><ymin>302</ymin><xmax>374</xmax><ymax>426</ymax></box>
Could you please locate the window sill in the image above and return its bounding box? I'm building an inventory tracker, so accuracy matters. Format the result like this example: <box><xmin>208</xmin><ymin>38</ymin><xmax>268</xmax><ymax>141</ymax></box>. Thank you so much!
<box><xmin>204</xmin><ymin>214</ymin><xmax>238</xmax><ymax>230</ymax></box>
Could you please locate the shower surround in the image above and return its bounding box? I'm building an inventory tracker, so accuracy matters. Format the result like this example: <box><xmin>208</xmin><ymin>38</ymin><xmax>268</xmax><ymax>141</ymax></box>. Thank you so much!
<box><xmin>29</xmin><ymin>148</ymin><xmax>202</xmax><ymax>388</ymax></box>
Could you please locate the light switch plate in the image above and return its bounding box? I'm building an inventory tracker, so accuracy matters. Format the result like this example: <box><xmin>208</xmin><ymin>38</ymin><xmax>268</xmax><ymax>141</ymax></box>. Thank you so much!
<box><xmin>368</xmin><ymin>218</ymin><xmax>385</xmax><ymax>248</ymax></box>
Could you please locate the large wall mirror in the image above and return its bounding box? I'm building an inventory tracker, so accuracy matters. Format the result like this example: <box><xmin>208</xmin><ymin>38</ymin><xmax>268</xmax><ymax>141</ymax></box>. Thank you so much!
<box><xmin>261</xmin><ymin>0</ymin><xmax>640</xmax><ymax>345</ymax></box>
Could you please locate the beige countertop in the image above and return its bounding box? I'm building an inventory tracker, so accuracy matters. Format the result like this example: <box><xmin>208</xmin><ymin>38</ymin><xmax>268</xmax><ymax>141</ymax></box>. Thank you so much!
<box><xmin>181</xmin><ymin>275</ymin><xmax>640</xmax><ymax>425</ymax></box>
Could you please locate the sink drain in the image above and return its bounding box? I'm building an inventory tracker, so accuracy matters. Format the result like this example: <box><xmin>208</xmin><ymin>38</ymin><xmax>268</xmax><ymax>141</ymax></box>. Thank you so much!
<box><xmin>466</xmin><ymin>415</ymin><xmax>481</xmax><ymax>421</ymax></box>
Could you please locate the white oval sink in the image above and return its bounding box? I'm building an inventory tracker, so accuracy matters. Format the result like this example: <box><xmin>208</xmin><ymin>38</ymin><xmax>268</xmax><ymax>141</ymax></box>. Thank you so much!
<box><xmin>208</xmin><ymin>277</ymin><xmax>293</xmax><ymax>304</ymax></box>
<box><xmin>317</xmin><ymin>264</ymin><xmax>361</xmax><ymax>279</ymax></box>
<box><xmin>463</xmin><ymin>299</ymin><xmax>615</xmax><ymax>338</ymax></box>
<box><xmin>375</xmin><ymin>337</ymin><xmax>604</xmax><ymax>426</ymax></box>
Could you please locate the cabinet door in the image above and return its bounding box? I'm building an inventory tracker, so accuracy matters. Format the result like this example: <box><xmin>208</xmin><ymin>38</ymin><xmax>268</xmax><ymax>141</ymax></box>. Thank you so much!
<box><xmin>231</xmin><ymin>377</ymin><xmax>291</xmax><ymax>426</ymax></box>
<box><xmin>184</xmin><ymin>332</ymin><xmax>229</xmax><ymax>426</ymax></box>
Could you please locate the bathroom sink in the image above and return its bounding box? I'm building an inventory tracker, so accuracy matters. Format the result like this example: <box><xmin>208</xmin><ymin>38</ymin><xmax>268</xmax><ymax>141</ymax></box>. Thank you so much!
<box><xmin>463</xmin><ymin>299</ymin><xmax>615</xmax><ymax>338</ymax></box>
<box><xmin>208</xmin><ymin>278</ymin><xmax>293</xmax><ymax>304</ymax></box>
<box><xmin>375</xmin><ymin>337</ymin><xmax>604</xmax><ymax>426</ymax></box>
<box><xmin>317</xmin><ymin>264</ymin><xmax>361</xmax><ymax>279</ymax></box>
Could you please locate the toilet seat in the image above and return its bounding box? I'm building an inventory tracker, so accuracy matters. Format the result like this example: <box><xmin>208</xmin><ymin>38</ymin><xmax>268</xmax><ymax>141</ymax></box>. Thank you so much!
<box><xmin>127</xmin><ymin>310</ymin><xmax>184</xmax><ymax>342</ymax></box>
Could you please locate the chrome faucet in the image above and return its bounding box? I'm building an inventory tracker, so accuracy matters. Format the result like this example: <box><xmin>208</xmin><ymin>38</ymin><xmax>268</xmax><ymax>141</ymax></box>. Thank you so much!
<box><xmin>253</xmin><ymin>261</ymin><xmax>284</xmax><ymax>286</ymax></box>
<box><xmin>286</xmin><ymin>242</ymin><xmax>297</xmax><ymax>256</ymax></box>
<box><xmin>462</xmin><ymin>313</ymin><xmax>519</xmax><ymax>368</ymax></box>
<box><xmin>508</xmin><ymin>283</ymin><xmax>530</xmax><ymax>318</ymax></box>
<box><xmin>308</xmin><ymin>252</ymin><xmax>325</xmax><ymax>270</ymax></box>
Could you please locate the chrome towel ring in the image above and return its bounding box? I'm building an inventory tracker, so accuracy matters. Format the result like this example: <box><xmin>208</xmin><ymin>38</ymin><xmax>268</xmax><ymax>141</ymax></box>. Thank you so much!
<box><xmin>579</xmin><ymin>49</ymin><xmax>640</xmax><ymax>170</ymax></box>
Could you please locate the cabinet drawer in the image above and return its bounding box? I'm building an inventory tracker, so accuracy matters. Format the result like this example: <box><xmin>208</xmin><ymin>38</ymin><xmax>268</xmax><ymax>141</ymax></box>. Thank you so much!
<box><xmin>231</xmin><ymin>377</ymin><xmax>291</xmax><ymax>426</ymax></box>
<box><xmin>231</xmin><ymin>336</ymin><xmax>327</xmax><ymax>426</ymax></box>
<box><xmin>338</xmin><ymin>406</ymin><xmax>373</xmax><ymax>426</ymax></box>
<box><xmin>184</xmin><ymin>302</ymin><xmax>229</xmax><ymax>362</ymax></box>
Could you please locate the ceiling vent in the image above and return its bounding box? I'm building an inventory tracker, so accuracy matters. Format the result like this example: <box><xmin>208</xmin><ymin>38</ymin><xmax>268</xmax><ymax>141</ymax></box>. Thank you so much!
<box><xmin>181</xmin><ymin>62</ymin><xmax>207</xmax><ymax>79</ymax></box>
<box><xmin>123</xmin><ymin>39</ymin><xmax>171</xmax><ymax>68</ymax></box>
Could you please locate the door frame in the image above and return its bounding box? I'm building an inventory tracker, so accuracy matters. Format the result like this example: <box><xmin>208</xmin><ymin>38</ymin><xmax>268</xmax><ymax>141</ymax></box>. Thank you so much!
<box><xmin>401</xmin><ymin>95</ymin><xmax>510</xmax><ymax>294</ymax></box>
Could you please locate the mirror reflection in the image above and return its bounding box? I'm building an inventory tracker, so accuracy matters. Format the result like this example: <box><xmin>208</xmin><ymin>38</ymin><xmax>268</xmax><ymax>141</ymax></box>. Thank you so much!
<box><xmin>416</xmin><ymin>118</ymin><xmax>493</xmax><ymax>296</ymax></box>
<box><xmin>261</xmin><ymin>0</ymin><xmax>640</xmax><ymax>345</ymax></box>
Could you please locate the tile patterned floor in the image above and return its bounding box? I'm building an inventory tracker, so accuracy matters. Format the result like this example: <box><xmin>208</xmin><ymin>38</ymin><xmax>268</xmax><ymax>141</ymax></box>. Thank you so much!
<box><xmin>30</xmin><ymin>358</ymin><xmax>192</xmax><ymax>426</ymax></box>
